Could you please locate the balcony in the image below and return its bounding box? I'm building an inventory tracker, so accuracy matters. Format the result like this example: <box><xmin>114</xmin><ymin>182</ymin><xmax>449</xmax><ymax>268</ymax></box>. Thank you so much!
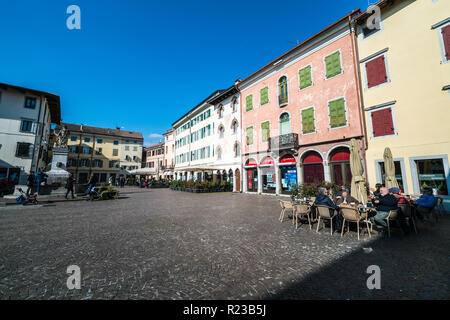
<box><xmin>268</xmin><ymin>133</ymin><xmax>299</xmax><ymax>152</ymax></box>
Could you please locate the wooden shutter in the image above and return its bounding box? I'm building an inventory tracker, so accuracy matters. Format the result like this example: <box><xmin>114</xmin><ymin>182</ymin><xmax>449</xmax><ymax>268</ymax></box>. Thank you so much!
<box><xmin>299</xmin><ymin>65</ymin><xmax>312</xmax><ymax>89</ymax></box>
<box><xmin>246</xmin><ymin>95</ymin><xmax>253</xmax><ymax>111</ymax></box>
<box><xmin>261</xmin><ymin>121</ymin><xmax>270</xmax><ymax>142</ymax></box>
<box><xmin>246</xmin><ymin>127</ymin><xmax>253</xmax><ymax>145</ymax></box>
<box><xmin>329</xmin><ymin>98</ymin><xmax>346</xmax><ymax>128</ymax></box>
<box><xmin>301</xmin><ymin>107</ymin><xmax>315</xmax><ymax>134</ymax></box>
<box><xmin>371</xmin><ymin>108</ymin><xmax>394</xmax><ymax>137</ymax></box>
<box><xmin>366</xmin><ymin>55</ymin><xmax>388</xmax><ymax>88</ymax></box>
<box><xmin>325</xmin><ymin>51</ymin><xmax>341</xmax><ymax>78</ymax></box>
<box><xmin>260</xmin><ymin>87</ymin><xmax>269</xmax><ymax>105</ymax></box>
<box><xmin>442</xmin><ymin>25</ymin><xmax>450</xmax><ymax>61</ymax></box>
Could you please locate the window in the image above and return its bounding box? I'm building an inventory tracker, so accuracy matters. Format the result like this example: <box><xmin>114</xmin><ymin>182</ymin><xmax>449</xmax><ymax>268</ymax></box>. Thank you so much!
<box><xmin>93</xmin><ymin>160</ymin><xmax>103</xmax><ymax>168</ymax></box>
<box><xmin>133</xmin><ymin>146</ymin><xmax>137</xmax><ymax>151</ymax></box>
<box><xmin>218</xmin><ymin>125</ymin><xmax>224</xmax><ymax>138</ymax></box>
<box><xmin>15</xmin><ymin>142</ymin><xmax>31</xmax><ymax>157</ymax></box>
<box><xmin>415</xmin><ymin>158</ymin><xmax>448</xmax><ymax>195</ymax></box>
<box><xmin>370</xmin><ymin>107</ymin><xmax>395</xmax><ymax>137</ymax></box>
<box><xmin>328</xmin><ymin>98</ymin><xmax>347</xmax><ymax>129</ymax></box>
<box><xmin>71</xmin><ymin>136</ymin><xmax>77</xmax><ymax>142</ymax></box>
<box><xmin>246</xmin><ymin>127</ymin><xmax>253</xmax><ymax>145</ymax></box>
<box><xmin>68</xmin><ymin>158</ymin><xmax>77</xmax><ymax>167</ymax></box>
<box><xmin>81</xmin><ymin>146</ymin><xmax>91</xmax><ymax>154</ymax></box>
<box><xmin>234</xmin><ymin>142</ymin><xmax>240</xmax><ymax>157</ymax></box>
<box><xmin>278</xmin><ymin>76</ymin><xmax>288</xmax><ymax>106</ymax></box>
<box><xmin>378</xmin><ymin>161</ymin><xmax>405</xmax><ymax>192</ymax></box>
<box><xmin>365</xmin><ymin>54</ymin><xmax>389</xmax><ymax>88</ymax></box>
<box><xmin>112</xmin><ymin>149</ymin><xmax>118</xmax><ymax>156</ymax></box>
<box><xmin>246</xmin><ymin>95</ymin><xmax>253</xmax><ymax>111</ymax></box>
<box><xmin>114</xmin><ymin>140</ymin><xmax>119</xmax><ymax>145</ymax></box>
<box><xmin>439</xmin><ymin>23</ymin><xmax>450</xmax><ymax>62</ymax></box>
<box><xmin>84</xmin><ymin>137</ymin><xmax>90</xmax><ymax>143</ymax></box>
<box><xmin>260</xmin><ymin>87</ymin><xmax>269</xmax><ymax>105</ymax></box>
<box><xmin>216</xmin><ymin>147</ymin><xmax>222</xmax><ymax>160</ymax></box>
<box><xmin>20</xmin><ymin>120</ymin><xmax>33</xmax><ymax>132</ymax></box>
<box><xmin>232</xmin><ymin>97</ymin><xmax>238</xmax><ymax>113</ymax></box>
<box><xmin>125</xmin><ymin>146</ymin><xmax>129</xmax><ymax>151</ymax></box>
<box><xmin>279</xmin><ymin>113</ymin><xmax>291</xmax><ymax>135</ymax></box>
<box><xmin>69</xmin><ymin>145</ymin><xmax>77</xmax><ymax>153</ymax></box>
<box><xmin>301</xmin><ymin>107</ymin><xmax>315</xmax><ymax>134</ymax></box>
<box><xmin>96</xmin><ymin>148</ymin><xmax>103</xmax><ymax>155</ymax></box>
<box><xmin>325</xmin><ymin>51</ymin><xmax>342</xmax><ymax>79</ymax></box>
<box><xmin>218</xmin><ymin>105</ymin><xmax>224</xmax><ymax>118</ymax></box>
<box><xmin>80</xmin><ymin>159</ymin><xmax>90</xmax><ymax>168</ymax></box>
<box><xmin>109</xmin><ymin>160</ymin><xmax>119</xmax><ymax>168</ymax></box>
<box><xmin>299</xmin><ymin>65</ymin><xmax>313</xmax><ymax>89</ymax></box>
<box><xmin>24</xmin><ymin>97</ymin><xmax>36</xmax><ymax>109</ymax></box>
<box><xmin>231</xmin><ymin>120</ymin><xmax>238</xmax><ymax>134</ymax></box>
<box><xmin>97</xmin><ymin>139</ymin><xmax>103</xmax><ymax>144</ymax></box>
<box><xmin>261</xmin><ymin>121</ymin><xmax>270</xmax><ymax>142</ymax></box>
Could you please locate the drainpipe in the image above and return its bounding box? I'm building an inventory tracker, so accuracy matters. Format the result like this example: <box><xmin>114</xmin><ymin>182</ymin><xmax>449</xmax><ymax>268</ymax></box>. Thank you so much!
<box><xmin>31</xmin><ymin>95</ymin><xmax>44</xmax><ymax>172</ymax></box>
<box><xmin>349</xmin><ymin>15</ymin><xmax>369</xmax><ymax>177</ymax></box>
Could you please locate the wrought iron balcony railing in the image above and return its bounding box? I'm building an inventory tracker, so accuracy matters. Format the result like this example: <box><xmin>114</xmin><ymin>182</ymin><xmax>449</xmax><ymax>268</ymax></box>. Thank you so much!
<box><xmin>268</xmin><ymin>133</ymin><xmax>299</xmax><ymax>152</ymax></box>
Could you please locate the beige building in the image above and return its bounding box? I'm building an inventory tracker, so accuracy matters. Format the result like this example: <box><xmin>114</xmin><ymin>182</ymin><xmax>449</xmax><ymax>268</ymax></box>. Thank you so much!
<box><xmin>163</xmin><ymin>129</ymin><xmax>175</xmax><ymax>179</ymax></box>
<box><xmin>64</xmin><ymin>123</ymin><xmax>143</xmax><ymax>184</ymax></box>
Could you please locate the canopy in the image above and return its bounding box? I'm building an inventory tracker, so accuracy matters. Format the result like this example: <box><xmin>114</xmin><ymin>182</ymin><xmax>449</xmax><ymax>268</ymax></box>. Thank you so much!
<box><xmin>383</xmin><ymin>147</ymin><xmax>399</xmax><ymax>189</ymax></box>
<box><xmin>133</xmin><ymin>168</ymin><xmax>157</xmax><ymax>175</ymax></box>
<box><xmin>350</xmin><ymin>139</ymin><xmax>368</xmax><ymax>204</ymax></box>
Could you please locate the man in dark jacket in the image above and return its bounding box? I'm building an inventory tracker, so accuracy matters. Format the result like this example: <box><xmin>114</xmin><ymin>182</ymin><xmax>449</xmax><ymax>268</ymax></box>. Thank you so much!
<box><xmin>370</xmin><ymin>187</ymin><xmax>398</xmax><ymax>235</ymax></box>
<box><xmin>26</xmin><ymin>171</ymin><xmax>35</xmax><ymax>196</ymax></box>
<box><xmin>65</xmin><ymin>174</ymin><xmax>75</xmax><ymax>199</ymax></box>
<box><xmin>315</xmin><ymin>187</ymin><xmax>342</xmax><ymax>230</ymax></box>
<box><xmin>334</xmin><ymin>190</ymin><xmax>359</xmax><ymax>206</ymax></box>
<box><xmin>413</xmin><ymin>186</ymin><xmax>437</xmax><ymax>222</ymax></box>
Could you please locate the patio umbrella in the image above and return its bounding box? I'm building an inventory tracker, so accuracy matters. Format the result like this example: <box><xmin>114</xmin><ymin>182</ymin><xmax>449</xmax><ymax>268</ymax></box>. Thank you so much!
<box><xmin>383</xmin><ymin>147</ymin><xmax>399</xmax><ymax>189</ymax></box>
<box><xmin>350</xmin><ymin>138</ymin><xmax>368</xmax><ymax>204</ymax></box>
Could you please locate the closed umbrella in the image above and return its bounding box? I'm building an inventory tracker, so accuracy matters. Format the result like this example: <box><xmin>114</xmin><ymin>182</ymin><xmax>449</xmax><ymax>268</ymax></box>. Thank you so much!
<box><xmin>350</xmin><ymin>138</ymin><xmax>368</xmax><ymax>204</ymax></box>
<box><xmin>383</xmin><ymin>147</ymin><xmax>399</xmax><ymax>189</ymax></box>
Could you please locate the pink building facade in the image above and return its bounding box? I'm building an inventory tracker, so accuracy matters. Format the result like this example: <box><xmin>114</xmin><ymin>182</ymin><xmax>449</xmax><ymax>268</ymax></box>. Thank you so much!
<box><xmin>239</xmin><ymin>10</ymin><xmax>365</xmax><ymax>195</ymax></box>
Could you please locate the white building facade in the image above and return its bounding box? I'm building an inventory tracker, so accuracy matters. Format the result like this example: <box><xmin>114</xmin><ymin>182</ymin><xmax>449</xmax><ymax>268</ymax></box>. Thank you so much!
<box><xmin>0</xmin><ymin>83</ymin><xmax>60</xmax><ymax>185</ymax></box>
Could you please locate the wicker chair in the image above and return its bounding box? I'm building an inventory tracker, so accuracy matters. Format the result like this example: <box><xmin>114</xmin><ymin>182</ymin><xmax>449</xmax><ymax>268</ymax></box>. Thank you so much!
<box><xmin>279</xmin><ymin>200</ymin><xmax>295</xmax><ymax>223</ymax></box>
<box><xmin>293</xmin><ymin>203</ymin><xmax>312</xmax><ymax>230</ymax></box>
<box><xmin>340</xmin><ymin>206</ymin><xmax>371</xmax><ymax>240</ymax></box>
<box><xmin>384</xmin><ymin>209</ymin><xmax>399</xmax><ymax>238</ymax></box>
<box><xmin>315</xmin><ymin>205</ymin><xmax>338</xmax><ymax>235</ymax></box>
<box><xmin>398</xmin><ymin>204</ymin><xmax>418</xmax><ymax>234</ymax></box>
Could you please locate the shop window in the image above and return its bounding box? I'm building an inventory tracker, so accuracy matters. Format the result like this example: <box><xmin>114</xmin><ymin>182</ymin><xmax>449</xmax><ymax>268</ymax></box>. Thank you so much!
<box><xmin>415</xmin><ymin>158</ymin><xmax>448</xmax><ymax>195</ymax></box>
<box><xmin>378</xmin><ymin>161</ymin><xmax>405</xmax><ymax>192</ymax></box>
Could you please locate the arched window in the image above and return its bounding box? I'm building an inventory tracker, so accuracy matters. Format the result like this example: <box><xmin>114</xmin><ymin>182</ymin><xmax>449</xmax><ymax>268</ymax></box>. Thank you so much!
<box><xmin>231</xmin><ymin>97</ymin><xmax>238</xmax><ymax>113</ymax></box>
<box><xmin>217</xmin><ymin>146</ymin><xmax>222</xmax><ymax>160</ymax></box>
<box><xmin>231</xmin><ymin>119</ymin><xmax>238</xmax><ymax>134</ymax></box>
<box><xmin>218</xmin><ymin>105</ymin><xmax>224</xmax><ymax>119</ymax></box>
<box><xmin>279</xmin><ymin>112</ymin><xmax>291</xmax><ymax>135</ymax></box>
<box><xmin>329</xmin><ymin>147</ymin><xmax>352</xmax><ymax>186</ymax></box>
<box><xmin>234</xmin><ymin>142</ymin><xmax>240</xmax><ymax>157</ymax></box>
<box><xmin>278</xmin><ymin>76</ymin><xmax>288</xmax><ymax>106</ymax></box>
<box><xmin>218</xmin><ymin>125</ymin><xmax>225</xmax><ymax>138</ymax></box>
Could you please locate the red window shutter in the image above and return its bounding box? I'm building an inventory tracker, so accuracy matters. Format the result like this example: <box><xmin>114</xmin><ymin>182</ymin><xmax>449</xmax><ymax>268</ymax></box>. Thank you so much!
<box><xmin>371</xmin><ymin>108</ymin><xmax>394</xmax><ymax>137</ymax></box>
<box><xmin>442</xmin><ymin>25</ymin><xmax>450</xmax><ymax>61</ymax></box>
<box><xmin>366</xmin><ymin>56</ymin><xmax>388</xmax><ymax>88</ymax></box>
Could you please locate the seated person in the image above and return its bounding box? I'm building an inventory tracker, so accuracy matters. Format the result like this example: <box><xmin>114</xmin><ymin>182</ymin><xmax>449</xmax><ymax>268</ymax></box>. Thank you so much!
<box><xmin>334</xmin><ymin>190</ymin><xmax>359</xmax><ymax>206</ymax></box>
<box><xmin>370</xmin><ymin>183</ymin><xmax>383</xmax><ymax>198</ymax></box>
<box><xmin>335</xmin><ymin>185</ymin><xmax>349</xmax><ymax>197</ymax></box>
<box><xmin>315</xmin><ymin>187</ymin><xmax>342</xmax><ymax>230</ymax></box>
<box><xmin>389</xmin><ymin>187</ymin><xmax>410</xmax><ymax>205</ymax></box>
<box><xmin>369</xmin><ymin>187</ymin><xmax>398</xmax><ymax>236</ymax></box>
<box><xmin>412</xmin><ymin>186</ymin><xmax>437</xmax><ymax>222</ymax></box>
<box><xmin>389</xmin><ymin>187</ymin><xmax>410</xmax><ymax>234</ymax></box>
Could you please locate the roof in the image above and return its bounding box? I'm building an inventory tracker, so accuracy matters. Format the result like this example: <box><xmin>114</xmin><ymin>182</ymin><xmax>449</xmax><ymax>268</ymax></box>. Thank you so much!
<box><xmin>63</xmin><ymin>123</ymin><xmax>143</xmax><ymax>140</ymax></box>
<box><xmin>238</xmin><ymin>9</ymin><xmax>361</xmax><ymax>87</ymax></box>
<box><xmin>208</xmin><ymin>85</ymin><xmax>239</xmax><ymax>106</ymax></box>
<box><xmin>171</xmin><ymin>89</ymin><xmax>226</xmax><ymax>127</ymax></box>
<box><xmin>0</xmin><ymin>82</ymin><xmax>61</xmax><ymax>124</ymax></box>
<box><xmin>145</xmin><ymin>142</ymin><xmax>165</xmax><ymax>150</ymax></box>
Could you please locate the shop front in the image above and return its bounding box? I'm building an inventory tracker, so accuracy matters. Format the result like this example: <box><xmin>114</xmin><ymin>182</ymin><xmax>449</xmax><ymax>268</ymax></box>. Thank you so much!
<box><xmin>260</xmin><ymin>157</ymin><xmax>276</xmax><ymax>194</ymax></box>
<box><xmin>279</xmin><ymin>154</ymin><xmax>297</xmax><ymax>195</ymax></box>
<box><xmin>302</xmin><ymin>151</ymin><xmax>325</xmax><ymax>185</ymax></box>
<box><xmin>329</xmin><ymin>147</ymin><xmax>352</xmax><ymax>186</ymax></box>
<box><xmin>245</xmin><ymin>159</ymin><xmax>258</xmax><ymax>192</ymax></box>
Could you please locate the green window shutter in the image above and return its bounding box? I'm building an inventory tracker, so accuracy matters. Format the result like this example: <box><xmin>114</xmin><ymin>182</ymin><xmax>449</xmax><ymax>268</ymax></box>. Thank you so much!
<box><xmin>299</xmin><ymin>65</ymin><xmax>312</xmax><ymax>89</ymax></box>
<box><xmin>325</xmin><ymin>51</ymin><xmax>342</xmax><ymax>79</ymax></box>
<box><xmin>301</xmin><ymin>107</ymin><xmax>315</xmax><ymax>134</ymax></box>
<box><xmin>246</xmin><ymin>127</ymin><xmax>253</xmax><ymax>145</ymax></box>
<box><xmin>260</xmin><ymin>87</ymin><xmax>269</xmax><ymax>105</ymax></box>
<box><xmin>261</xmin><ymin>121</ymin><xmax>270</xmax><ymax>142</ymax></box>
<box><xmin>246</xmin><ymin>95</ymin><xmax>253</xmax><ymax>111</ymax></box>
<box><xmin>329</xmin><ymin>98</ymin><xmax>346</xmax><ymax>128</ymax></box>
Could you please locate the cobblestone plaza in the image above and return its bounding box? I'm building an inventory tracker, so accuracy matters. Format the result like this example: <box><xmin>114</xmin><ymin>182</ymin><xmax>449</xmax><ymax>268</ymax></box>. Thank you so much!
<box><xmin>0</xmin><ymin>188</ymin><xmax>448</xmax><ymax>300</ymax></box>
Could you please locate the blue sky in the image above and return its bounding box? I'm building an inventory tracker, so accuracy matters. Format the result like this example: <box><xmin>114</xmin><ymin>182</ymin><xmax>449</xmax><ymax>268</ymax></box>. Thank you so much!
<box><xmin>0</xmin><ymin>0</ymin><xmax>368</xmax><ymax>146</ymax></box>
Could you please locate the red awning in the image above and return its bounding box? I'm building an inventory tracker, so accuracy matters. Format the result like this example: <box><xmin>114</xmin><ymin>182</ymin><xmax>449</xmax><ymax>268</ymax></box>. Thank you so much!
<box><xmin>261</xmin><ymin>157</ymin><xmax>274</xmax><ymax>166</ymax></box>
<box><xmin>280</xmin><ymin>154</ymin><xmax>296</xmax><ymax>164</ymax></box>
<box><xmin>245</xmin><ymin>159</ymin><xmax>257</xmax><ymax>167</ymax></box>
<box><xmin>330</xmin><ymin>150</ymin><xmax>350</xmax><ymax>162</ymax></box>
<box><xmin>303</xmin><ymin>153</ymin><xmax>323</xmax><ymax>164</ymax></box>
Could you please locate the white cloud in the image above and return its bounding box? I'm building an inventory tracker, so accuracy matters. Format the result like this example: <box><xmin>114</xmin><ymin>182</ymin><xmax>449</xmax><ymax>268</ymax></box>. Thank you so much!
<box><xmin>148</xmin><ymin>133</ymin><xmax>163</xmax><ymax>139</ymax></box>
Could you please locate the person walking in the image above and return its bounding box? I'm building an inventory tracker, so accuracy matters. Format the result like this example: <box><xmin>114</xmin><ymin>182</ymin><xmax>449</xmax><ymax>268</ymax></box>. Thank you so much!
<box><xmin>65</xmin><ymin>174</ymin><xmax>76</xmax><ymax>199</ymax></box>
<box><xmin>26</xmin><ymin>171</ymin><xmax>35</xmax><ymax>196</ymax></box>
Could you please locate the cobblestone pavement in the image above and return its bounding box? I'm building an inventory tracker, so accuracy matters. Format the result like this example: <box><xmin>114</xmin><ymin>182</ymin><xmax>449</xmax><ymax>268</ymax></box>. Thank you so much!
<box><xmin>0</xmin><ymin>188</ymin><xmax>448</xmax><ymax>300</ymax></box>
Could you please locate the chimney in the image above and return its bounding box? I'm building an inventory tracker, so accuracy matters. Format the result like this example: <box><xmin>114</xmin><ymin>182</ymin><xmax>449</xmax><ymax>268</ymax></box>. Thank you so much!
<box><xmin>234</xmin><ymin>78</ymin><xmax>242</xmax><ymax>86</ymax></box>
<box><xmin>116</xmin><ymin>127</ymin><xmax>120</xmax><ymax>130</ymax></box>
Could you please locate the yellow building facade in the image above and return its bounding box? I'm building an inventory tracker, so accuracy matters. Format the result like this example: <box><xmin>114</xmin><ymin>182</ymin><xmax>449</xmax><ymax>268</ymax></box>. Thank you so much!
<box><xmin>355</xmin><ymin>0</ymin><xmax>450</xmax><ymax>209</ymax></box>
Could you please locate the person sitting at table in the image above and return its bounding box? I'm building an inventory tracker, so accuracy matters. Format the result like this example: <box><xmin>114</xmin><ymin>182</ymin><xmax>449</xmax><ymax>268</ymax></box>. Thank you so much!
<box><xmin>369</xmin><ymin>187</ymin><xmax>398</xmax><ymax>237</ymax></box>
<box><xmin>335</xmin><ymin>185</ymin><xmax>349</xmax><ymax>197</ymax></box>
<box><xmin>315</xmin><ymin>187</ymin><xmax>342</xmax><ymax>230</ymax></box>
<box><xmin>389</xmin><ymin>187</ymin><xmax>410</xmax><ymax>235</ymax></box>
<box><xmin>412</xmin><ymin>186</ymin><xmax>437</xmax><ymax>222</ymax></box>
<box><xmin>370</xmin><ymin>183</ymin><xmax>383</xmax><ymax>198</ymax></box>
<box><xmin>334</xmin><ymin>190</ymin><xmax>359</xmax><ymax>206</ymax></box>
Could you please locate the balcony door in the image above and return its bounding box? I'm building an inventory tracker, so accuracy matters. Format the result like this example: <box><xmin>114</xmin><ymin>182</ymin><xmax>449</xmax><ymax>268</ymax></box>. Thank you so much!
<box><xmin>279</xmin><ymin>113</ymin><xmax>291</xmax><ymax>136</ymax></box>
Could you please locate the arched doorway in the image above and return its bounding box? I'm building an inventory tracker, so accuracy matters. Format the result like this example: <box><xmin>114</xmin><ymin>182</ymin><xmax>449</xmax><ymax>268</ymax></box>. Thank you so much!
<box><xmin>260</xmin><ymin>157</ymin><xmax>276</xmax><ymax>194</ymax></box>
<box><xmin>302</xmin><ymin>151</ymin><xmax>325</xmax><ymax>184</ymax></box>
<box><xmin>245</xmin><ymin>159</ymin><xmax>258</xmax><ymax>192</ymax></box>
<box><xmin>279</xmin><ymin>112</ymin><xmax>291</xmax><ymax>136</ymax></box>
<box><xmin>329</xmin><ymin>147</ymin><xmax>352</xmax><ymax>186</ymax></box>
<box><xmin>279</xmin><ymin>154</ymin><xmax>297</xmax><ymax>194</ymax></box>
<box><xmin>235</xmin><ymin>169</ymin><xmax>241</xmax><ymax>192</ymax></box>
<box><xmin>228</xmin><ymin>169</ymin><xmax>233</xmax><ymax>188</ymax></box>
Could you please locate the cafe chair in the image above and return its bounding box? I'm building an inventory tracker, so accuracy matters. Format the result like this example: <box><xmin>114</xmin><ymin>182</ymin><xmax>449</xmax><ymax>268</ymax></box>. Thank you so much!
<box><xmin>435</xmin><ymin>198</ymin><xmax>444</xmax><ymax>219</ymax></box>
<box><xmin>315</xmin><ymin>205</ymin><xmax>338</xmax><ymax>235</ymax></box>
<box><xmin>279</xmin><ymin>200</ymin><xmax>295</xmax><ymax>223</ymax></box>
<box><xmin>384</xmin><ymin>209</ymin><xmax>399</xmax><ymax>238</ymax></box>
<box><xmin>340</xmin><ymin>206</ymin><xmax>371</xmax><ymax>240</ymax></box>
<box><xmin>398</xmin><ymin>204</ymin><xmax>418</xmax><ymax>234</ymax></box>
<box><xmin>293</xmin><ymin>203</ymin><xmax>312</xmax><ymax>230</ymax></box>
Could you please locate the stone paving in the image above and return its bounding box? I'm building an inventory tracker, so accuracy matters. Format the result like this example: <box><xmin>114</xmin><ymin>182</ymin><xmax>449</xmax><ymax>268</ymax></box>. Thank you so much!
<box><xmin>0</xmin><ymin>188</ymin><xmax>448</xmax><ymax>300</ymax></box>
